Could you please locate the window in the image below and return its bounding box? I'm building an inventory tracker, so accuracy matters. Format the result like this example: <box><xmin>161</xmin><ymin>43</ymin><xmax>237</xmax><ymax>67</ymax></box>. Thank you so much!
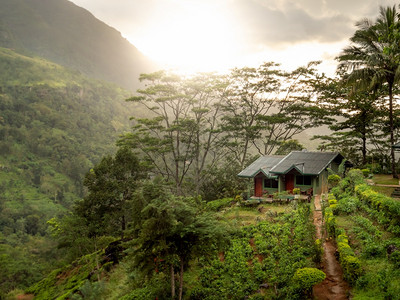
<box><xmin>264</xmin><ymin>178</ymin><xmax>278</xmax><ymax>188</ymax></box>
<box><xmin>296</xmin><ymin>175</ymin><xmax>312</xmax><ymax>185</ymax></box>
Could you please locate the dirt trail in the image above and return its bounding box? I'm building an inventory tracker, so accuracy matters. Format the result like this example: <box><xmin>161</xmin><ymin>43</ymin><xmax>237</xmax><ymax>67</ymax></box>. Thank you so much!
<box><xmin>312</xmin><ymin>195</ymin><xmax>350</xmax><ymax>300</ymax></box>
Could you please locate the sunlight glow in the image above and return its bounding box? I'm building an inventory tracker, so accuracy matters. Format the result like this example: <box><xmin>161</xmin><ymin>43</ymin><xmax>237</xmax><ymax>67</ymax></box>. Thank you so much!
<box><xmin>247</xmin><ymin>41</ymin><xmax>348</xmax><ymax>77</ymax></box>
<box><xmin>132</xmin><ymin>1</ymin><xmax>245</xmax><ymax>73</ymax></box>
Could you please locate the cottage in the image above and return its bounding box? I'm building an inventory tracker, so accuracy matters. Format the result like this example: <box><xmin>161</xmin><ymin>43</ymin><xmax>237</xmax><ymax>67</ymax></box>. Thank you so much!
<box><xmin>238</xmin><ymin>151</ymin><xmax>349</xmax><ymax>198</ymax></box>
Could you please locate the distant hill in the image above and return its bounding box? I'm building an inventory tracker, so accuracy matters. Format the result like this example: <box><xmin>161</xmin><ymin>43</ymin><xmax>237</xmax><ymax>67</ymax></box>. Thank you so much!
<box><xmin>0</xmin><ymin>47</ymin><xmax>143</xmax><ymax>294</ymax></box>
<box><xmin>0</xmin><ymin>45</ymin><xmax>139</xmax><ymax>216</ymax></box>
<box><xmin>0</xmin><ymin>0</ymin><xmax>156</xmax><ymax>90</ymax></box>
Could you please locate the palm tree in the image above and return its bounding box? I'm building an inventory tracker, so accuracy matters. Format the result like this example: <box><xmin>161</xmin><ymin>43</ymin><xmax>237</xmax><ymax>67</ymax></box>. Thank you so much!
<box><xmin>337</xmin><ymin>5</ymin><xmax>400</xmax><ymax>178</ymax></box>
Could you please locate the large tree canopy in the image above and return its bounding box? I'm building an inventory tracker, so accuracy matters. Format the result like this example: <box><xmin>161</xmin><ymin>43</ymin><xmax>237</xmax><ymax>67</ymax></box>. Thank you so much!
<box><xmin>74</xmin><ymin>147</ymin><xmax>146</xmax><ymax>238</ymax></box>
<box><xmin>128</xmin><ymin>181</ymin><xmax>229</xmax><ymax>300</ymax></box>
<box><xmin>337</xmin><ymin>5</ymin><xmax>400</xmax><ymax>177</ymax></box>
<box><xmin>121</xmin><ymin>63</ymin><xmax>327</xmax><ymax>196</ymax></box>
<box><xmin>218</xmin><ymin>61</ymin><xmax>326</xmax><ymax>167</ymax></box>
<box><xmin>120</xmin><ymin>71</ymin><xmax>228</xmax><ymax>196</ymax></box>
<box><xmin>313</xmin><ymin>74</ymin><xmax>385</xmax><ymax>166</ymax></box>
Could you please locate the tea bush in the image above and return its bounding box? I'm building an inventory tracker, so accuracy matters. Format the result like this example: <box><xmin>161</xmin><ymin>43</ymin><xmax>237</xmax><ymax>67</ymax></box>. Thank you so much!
<box><xmin>328</xmin><ymin>174</ymin><xmax>341</xmax><ymax>188</ymax></box>
<box><xmin>336</xmin><ymin>196</ymin><xmax>361</xmax><ymax>214</ymax></box>
<box><xmin>337</xmin><ymin>234</ymin><xmax>362</xmax><ymax>284</ymax></box>
<box><xmin>292</xmin><ymin>267</ymin><xmax>325</xmax><ymax>293</ymax></box>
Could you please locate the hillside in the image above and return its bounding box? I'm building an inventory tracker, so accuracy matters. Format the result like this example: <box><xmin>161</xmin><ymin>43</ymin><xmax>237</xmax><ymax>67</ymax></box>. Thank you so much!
<box><xmin>0</xmin><ymin>0</ymin><xmax>156</xmax><ymax>90</ymax></box>
<box><xmin>0</xmin><ymin>47</ymin><xmax>142</xmax><ymax>295</ymax></box>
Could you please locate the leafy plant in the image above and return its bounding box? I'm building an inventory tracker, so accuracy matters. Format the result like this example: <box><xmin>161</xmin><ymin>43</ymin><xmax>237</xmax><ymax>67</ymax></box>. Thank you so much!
<box><xmin>292</xmin><ymin>267</ymin><xmax>325</xmax><ymax>291</ymax></box>
<box><xmin>206</xmin><ymin>198</ymin><xmax>235</xmax><ymax>211</ymax></box>
<box><xmin>328</xmin><ymin>174</ymin><xmax>341</xmax><ymax>188</ymax></box>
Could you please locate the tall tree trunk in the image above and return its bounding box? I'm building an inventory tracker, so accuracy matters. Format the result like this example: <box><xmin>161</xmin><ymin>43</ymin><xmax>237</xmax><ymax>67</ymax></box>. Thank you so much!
<box><xmin>389</xmin><ymin>83</ymin><xmax>398</xmax><ymax>178</ymax></box>
<box><xmin>362</xmin><ymin>134</ymin><xmax>367</xmax><ymax>166</ymax></box>
<box><xmin>361</xmin><ymin>121</ymin><xmax>367</xmax><ymax>166</ymax></box>
<box><xmin>178</xmin><ymin>257</ymin><xmax>184</xmax><ymax>300</ymax></box>
<box><xmin>170</xmin><ymin>264</ymin><xmax>175</xmax><ymax>299</ymax></box>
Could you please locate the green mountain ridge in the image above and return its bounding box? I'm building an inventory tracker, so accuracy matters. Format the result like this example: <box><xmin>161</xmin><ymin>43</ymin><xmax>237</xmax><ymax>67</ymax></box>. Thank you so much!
<box><xmin>0</xmin><ymin>0</ymin><xmax>156</xmax><ymax>90</ymax></box>
<box><xmin>0</xmin><ymin>46</ymin><xmax>142</xmax><ymax>295</ymax></box>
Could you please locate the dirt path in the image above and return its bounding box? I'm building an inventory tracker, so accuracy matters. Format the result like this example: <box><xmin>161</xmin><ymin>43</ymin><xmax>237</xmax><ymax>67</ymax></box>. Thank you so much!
<box><xmin>312</xmin><ymin>195</ymin><xmax>351</xmax><ymax>300</ymax></box>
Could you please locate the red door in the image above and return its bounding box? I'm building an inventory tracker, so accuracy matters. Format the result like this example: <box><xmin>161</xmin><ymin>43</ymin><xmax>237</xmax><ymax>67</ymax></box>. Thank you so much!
<box><xmin>254</xmin><ymin>177</ymin><xmax>263</xmax><ymax>197</ymax></box>
<box><xmin>285</xmin><ymin>174</ymin><xmax>294</xmax><ymax>192</ymax></box>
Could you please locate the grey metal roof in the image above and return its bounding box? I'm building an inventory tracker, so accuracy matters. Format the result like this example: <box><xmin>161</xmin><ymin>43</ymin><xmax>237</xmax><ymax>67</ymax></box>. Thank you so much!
<box><xmin>393</xmin><ymin>142</ymin><xmax>400</xmax><ymax>149</ymax></box>
<box><xmin>238</xmin><ymin>155</ymin><xmax>284</xmax><ymax>178</ymax></box>
<box><xmin>269</xmin><ymin>151</ymin><xmax>343</xmax><ymax>175</ymax></box>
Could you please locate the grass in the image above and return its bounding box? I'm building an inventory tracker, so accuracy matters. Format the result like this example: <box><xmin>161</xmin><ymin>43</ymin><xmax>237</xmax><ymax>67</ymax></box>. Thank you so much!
<box><xmin>370</xmin><ymin>174</ymin><xmax>398</xmax><ymax>197</ymax></box>
<box><xmin>336</xmin><ymin>215</ymin><xmax>363</xmax><ymax>252</ymax></box>
<box><xmin>334</xmin><ymin>206</ymin><xmax>400</xmax><ymax>299</ymax></box>
<box><xmin>370</xmin><ymin>185</ymin><xmax>396</xmax><ymax>197</ymax></box>
<box><xmin>222</xmin><ymin>203</ymin><xmax>292</xmax><ymax>226</ymax></box>
<box><xmin>372</xmin><ymin>174</ymin><xmax>399</xmax><ymax>185</ymax></box>
<box><xmin>101</xmin><ymin>263</ymin><xmax>131</xmax><ymax>299</ymax></box>
<box><xmin>351</xmin><ymin>258</ymin><xmax>399</xmax><ymax>300</ymax></box>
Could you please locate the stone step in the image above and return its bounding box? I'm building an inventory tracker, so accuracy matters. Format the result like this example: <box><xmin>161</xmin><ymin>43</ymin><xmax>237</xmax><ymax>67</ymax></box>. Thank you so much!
<box><xmin>391</xmin><ymin>188</ymin><xmax>400</xmax><ymax>198</ymax></box>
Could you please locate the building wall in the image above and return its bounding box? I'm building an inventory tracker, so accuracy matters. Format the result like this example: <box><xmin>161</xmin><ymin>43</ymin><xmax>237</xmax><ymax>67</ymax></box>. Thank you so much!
<box><xmin>316</xmin><ymin>170</ymin><xmax>329</xmax><ymax>194</ymax></box>
<box><xmin>278</xmin><ymin>176</ymin><xmax>284</xmax><ymax>193</ymax></box>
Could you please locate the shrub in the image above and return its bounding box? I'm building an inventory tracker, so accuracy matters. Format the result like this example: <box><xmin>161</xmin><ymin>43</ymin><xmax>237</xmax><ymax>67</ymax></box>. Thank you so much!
<box><xmin>328</xmin><ymin>174</ymin><xmax>341</xmax><ymax>188</ymax></box>
<box><xmin>292</xmin><ymin>267</ymin><xmax>325</xmax><ymax>291</ymax></box>
<box><xmin>329</xmin><ymin>199</ymin><xmax>337</xmax><ymax>205</ymax></box>
<box><xmin>390</xmin><ymin>251</ymin><xmax>400</xmax><ymax>268</ymax></box>
<box><xmin>313</xmin><ymin>239</ymin><xmax>323</xmax><ymax>264</ymax></box>
<box><xmin>324</xmin><ymin>207</ymin><xmax>336</xmax><ymax>237</ymax></box>
<box><xmin>336</xmin><ymin>234</ymin><xmax>362</xmax><ymax>284</ymax></box>
<box><xmin>331</xmin><ymin>178</ymin><xmax>352</xmax><ymax>200</ymax></box>
<box><xmin>206</xmin><ymin>198</ymin><xmax>235</xmax><ymax>211</ymax></box>
<box><xmin>341</xmin><ymin>255</ymin><xmax>362</xmax><ymax>284</ymax></box>
<box><xmin>363</xmin><ymin>241</ymin><xmax>384</xmax><ymax>258</ymax></box>
<box><xmin>336</xmin><ymin>196</ymin><xmax>360</xmax><ymax>214</ymax></box>
<box><xmin>355</xmin><ymin>183</ymin><xmax>400</xmax><ymax>233</ymax></box>
<box><xmin>330</xmin><ymin>204</ymin><xmax>339</xmax><ymax>215</ymax></box>
<box><xmin>347</xmin><ymin>169</ymin><xmax>365</xmax><ymax>187</ymax></box>
<box><xmin>361</xmin><ymin>168</ymin><xmax>371</xmax><ymax>178</ymax></box>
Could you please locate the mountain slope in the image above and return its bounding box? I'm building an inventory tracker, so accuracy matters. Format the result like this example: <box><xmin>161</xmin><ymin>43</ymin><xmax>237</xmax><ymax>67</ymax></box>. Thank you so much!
<box><xmin>0</xmin><ymin>0</ymin><xmax>155</xmax><ymax>90</ymax></box>
<box><xmin>0</xmin><ymin>47</ymin><xmax>142</xmax><ymax>295</ymax></box>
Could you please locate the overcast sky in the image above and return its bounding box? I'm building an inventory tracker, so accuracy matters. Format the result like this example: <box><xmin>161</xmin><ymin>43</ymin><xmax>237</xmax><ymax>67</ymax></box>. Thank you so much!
<box><xmin>69</xmin><ymin>0</ymin><xmax>399</xmax><ymax>75</ymax></box>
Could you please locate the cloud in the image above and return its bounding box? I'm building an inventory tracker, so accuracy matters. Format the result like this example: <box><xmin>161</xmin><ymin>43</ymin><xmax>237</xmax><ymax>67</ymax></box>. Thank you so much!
<box><xmin>69</xmin><ymin>0</ymin><xmax>400</xmax><ymax>73</ymax></box>
<box><xmin>229</xmin><ymin>0</ymin><xmax>388</xmax><ymax>50</ymax></box>
<box><xmin>71</xmin><ymin>0</ymin><xmax>400</xmax><ymax>49</ymax></box>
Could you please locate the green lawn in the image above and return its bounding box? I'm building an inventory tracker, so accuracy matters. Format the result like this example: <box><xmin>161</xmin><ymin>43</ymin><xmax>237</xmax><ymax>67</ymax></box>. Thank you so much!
<box><xmin>372</xmin><ymin>174</ymin><xmax>399</xmax><ymax>185</ymax></box>
<box><xmin>222</xmin><ymin>203</ymin><xmax>292</xmax><ymax>225</ymax></box>
<box><xmin>370</xmin><ymin>174</ymin><xmax>398</xmax><ymax>197</ymax></box>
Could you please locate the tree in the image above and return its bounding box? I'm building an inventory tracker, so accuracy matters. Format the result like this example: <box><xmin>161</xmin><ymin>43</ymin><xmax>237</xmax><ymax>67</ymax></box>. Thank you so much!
<box><xmin>275</xmin><ymin>139</ymin><xmax>304</xmax><ymax>155</ymax></box>
<box><xmin>74</xmin><ymin>147</ymin><xmax>146</xmax><ymax>238</ymax></box>
<box><xmin>128</xmin><ymin>181</ymin><xmax>229</xmax><ymax>300</ymax></box>
<box><xmin>120</xmin><ymin>71</ymin><xmax>228</xmax><ymax>195</ymax></box>
<box><xmin>220</xmin><ymin>62</ymin><xmax>326</xmax><ymax>168</ymax></box>
<box><xmin>313</xmin><ymin>74</ymin><xmax>384</xmax><ymax>166</ymax></box>
<box><xmin>336</xmin><ymin>5</ymin><xmax>400</xmax><ymax>177</ymax></box>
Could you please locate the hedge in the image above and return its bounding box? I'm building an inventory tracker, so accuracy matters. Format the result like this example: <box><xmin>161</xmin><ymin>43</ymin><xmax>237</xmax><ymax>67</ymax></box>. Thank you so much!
<box><xmin>323</xmin><ymin>194</ymin><xmax>362</xmax><ymax>284</ymax></box>
<box><xmin>336</xmin><ymin>234</ymin><xmax>362</xmax><ymax>284</ymax></box>
<box><xmin>355</xmin><ymin>184</ymin><xmax>400</xmax><ymax>233</ymax></box>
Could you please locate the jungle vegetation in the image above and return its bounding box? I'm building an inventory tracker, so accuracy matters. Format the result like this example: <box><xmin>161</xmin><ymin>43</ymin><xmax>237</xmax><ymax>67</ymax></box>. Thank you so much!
<box><xmin>2</xmin><ymin>3</ymin><xmax>400</xmax><ymax>300</ymax></box>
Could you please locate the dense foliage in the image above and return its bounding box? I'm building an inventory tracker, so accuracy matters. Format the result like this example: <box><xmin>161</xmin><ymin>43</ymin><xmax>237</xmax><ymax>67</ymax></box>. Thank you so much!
<box><xmin>327</xmin><ymin>6</ymin><xmax>400</xmax><ymax>173</ymax></box>
<box><xmin>0</xmin><ymin>47</ymin><xmax>138</xmax><ymax>296</ymax></box>
<box><xmin>5</xmin><ymin>4</ymin><xmax>400</xmax><ymax>299</ymax></box>
<box><xmin>120</xmin><ymin>65</ymin><xmax>326</xmax><ymax>196</ymax></box>
<box><xmin>326</xmin><ymin>170</ymin><xmax>400</xmax><ymax>298</ymax></box>
<box><xmin>191</xmin><ymin>204</ymin><xmax>320</xmax><ymax>299</ymax></box>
